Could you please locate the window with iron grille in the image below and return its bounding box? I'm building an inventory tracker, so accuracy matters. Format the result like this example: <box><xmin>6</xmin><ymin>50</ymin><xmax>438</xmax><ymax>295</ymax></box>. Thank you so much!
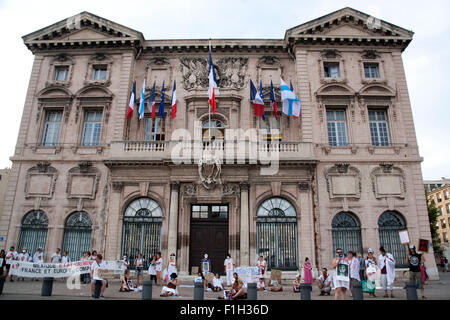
<box><xmin>18</xmin><ymin>210</ymin><xmax>48</xmax><ymax>256</ymax></box>
<box><xmin>62</xmin><ymin>211</ymin><xmax>92</xmax><ymax>261</ymax></box>
<box><xmin>364</xmin><ymin>63</ymin><xmax>380</xmax><ymax>78</ymax></box>
<box><xmin>331</xmin><ymin>212</ymin><xmax>363</xmax><ymax>255</ymax></box>
<box><xmin>256</xmin><ymin>197</ymin><xmax>298</xmax><ymax>271</ymax></box>
<box><xmin>326</xmin><ymin>109</ymin><xmax>348</xmax><ymax>146</ymax></box>
<box><xmin>145</xmin><ymin>116</ymin><xmax>166</xmax><ymax>141</ymax></box>
<box><xmin>369</xmin><ymin>109</ymin><xmax>390</xmax><ymax>146</ymax></box>
<box><xmin>42</xmin><ymin>110</ymin><xmax>62</xmax><ymax>146</ymax></box>
<box><xmin>378</xmin><ymin>211</ymin><xmax>407</xmax><ymax>267</ymax></box>
<box><xmin>82</xmin><ymin>110</ymin><xmax>102</xmax><ymax>146</ymax></box>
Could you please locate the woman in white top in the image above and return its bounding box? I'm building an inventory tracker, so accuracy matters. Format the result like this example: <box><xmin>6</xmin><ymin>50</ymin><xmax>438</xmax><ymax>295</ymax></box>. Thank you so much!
<box><xmin>148</xmin><ymin>255</ymin><xmax>157</xmax><ymax>284</ymax></box>
<box><xmin>212</xmin><ymin>273</ymin><xmax>224</xmax><ymax>291</ymax></box>
<box><xmin>155</xmin><ymin>252</ymin><xmax>163</xmax><ymax>286</ymax></box>
<box><xmin>134</xmin><ymin>253</ymin><xmax>144</xmax><ymax>288</ymax></box>
<box><xmin>364</xmin><ymin>248</ymin><xmax>377</xmax><ymax>297</ymax></box>
<box><xmin>332</xmin><ymin>248</ymin><xmax>350</xmax><ymax>300</ymax></box>
<box><xmin>166</xmin><ymin>253</ymin><xmax>177</xmax><ymax>283</ymax></box>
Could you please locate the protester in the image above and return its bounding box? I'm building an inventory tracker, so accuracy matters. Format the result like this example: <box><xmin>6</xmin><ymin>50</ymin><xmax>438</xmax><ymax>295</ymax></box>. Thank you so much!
<box><xmin>357</xmin><ymin>252</ymin><xmax>365</xmax><ymax>281</ymax></box>
<box><xmin>85</xmin><ymin>251</ymin><xmax>92</xmax><ymax>284</ymax></box>
<box><xmin>119</xmin><ymin>269</ymin><xmax>133</xmax><ymax>292</ymax></box>
<box><xmin>292</xmin><ymin>274</ymin><xmax>301</xmax><ymax>292</ymax></box>
<box><xmin>256</xmin><ymin>255</ymin><xmax>267</xmax><ymax>279</ymax></box>
<box><xmin>201</xmin><ymin>253</ymin><xmax>211</xmax><ymax>277</ymax></box>
<box><xmin>134</xmin><ymin>252</ymin><xmax>145</xmax><ymax>288</ymax></box>
<box><xmin>212</xmin><ymin>273</ymin><xmax>224</xmax><ymax>291</ymax></box>
<box><xmin>364</xmin><ymin>248</ymin><xmax>377</xmax><ymax>297</ymax></box>
<box><xmin>377</xmin><ymin>246</ymin><xmax>396</xmax><ymax>298</ymax></box>
<box><xmin>5</xmin><ymin>246</ymin><xmax>18</xmax><ymax>281</ymax></box>
<box><xmin>155</xmin><ymin>252</ymin><xmax>163</xmax><ymax>286</ymax></box>
<box><xmin>332</xmin><ymin>248</ymin><xmax>350</xmax><ymax>300</ymax></box>
<box><xmin>316</xmin><ymin>268</ymin><xmax>332</xmax><ymax>296</ymax></box>
<box><xmin>80</xmin><ymin>252</ymin><xmax>88</xmax><ymax>283</ymax></box>
<box><xmin>268</xmin><ymin>279</ymin><xmax>283</xmax><ymax>292</ymax></box>
<box><xmin>348</xmin><ymin>251</ymin><xmax>360</xmax><ymax>297</ymax></box>
<box><xmin>122</xmin><ymin>255</ymin><xmax>130</xmax><ymax>270</ymax></box>
<box><xmin>303</xmin><ymin>257</ymin><xmax>313</xmax><ymax>285</ymax></box>
<box><xmin>0</xmin><ymin>250</ymin><xmax>6</xmax><ymax>277</ymax></box>
<box><xmin>61</xmin><ymin>250</ymin><xmax>71</xmax><ymax>263</ymax></box>
<box><xmin>32</xmin><ymin>248</ymin><xmax>44</xmax><ymax>281</ymax></box>
<box><xmin>51</xmin><ymin>248</ymin><xmax>62</xmax><ymax>263</ymax></box>
<box><xmin>257</xmin><ymin>277</ymin><xmax>265</xmax><ymax>291</ymax></box>
<box><xmin>420</xmin><ymin>260</ymin><xmax>429</xmax><ymax>285</ymax></box>
<box><xmin>197</xmin><ymin>271</ymin><xmax>207</xmax><ymax>292</ymax></box>
<box><xmin>160</xmin><ymin>273</ymin><xmax>180</xmax><ymax>297</ymax></box>
<box><xmin>406</xmin><ymin>245</ymin><xmax>426</xmax><ymax>299</ymax></box>
<box><xmin>90</xmin><ymin>250</ymin><xmax>97</xmax><ymax>261</ymax></box>
<box><xmin>16</xmin><ymin>248</ymin><xmax>30</xmax><ymax>281</ymax></box>
<box><xmin>166</xmin><ymin>253</ymin><xmax>177</xmax><ymax>283</ymax></box>
<box><xmin>148</xmin><ymin>255</ymin><xmax>157</xmax><ymax>284</ymax></box>
<box><xmin>224</xmin><ymin>253</ymin><xmax>235</xmax><ymax>287</ymax></box>
<box><xmin>90</xmin><ymin>253</ymin><xmax>107</xmax><ymax>299</ymax></box>
<box><xmin>230</xmin><ymin>272</ymin><xmax>247</xmax><ymax>299</ymax></box>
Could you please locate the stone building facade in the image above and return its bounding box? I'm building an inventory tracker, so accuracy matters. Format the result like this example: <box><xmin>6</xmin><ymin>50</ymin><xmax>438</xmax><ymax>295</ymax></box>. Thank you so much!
<box><xmin>428</xmin><ymin>184</ymin><xmax>450</xmax><ymax>255</ymax></box>
<box><xmin>0</xmin><ymin>7</ymin><xmax>438</xmax><ymax>277</ymax></box>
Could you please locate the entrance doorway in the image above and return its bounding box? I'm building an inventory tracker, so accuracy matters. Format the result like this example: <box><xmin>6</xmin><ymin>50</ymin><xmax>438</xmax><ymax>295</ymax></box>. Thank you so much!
<box><xmin>189</xmin><ymin>204</ymin><xmax>229</xmax><ymax>275</ymax></box>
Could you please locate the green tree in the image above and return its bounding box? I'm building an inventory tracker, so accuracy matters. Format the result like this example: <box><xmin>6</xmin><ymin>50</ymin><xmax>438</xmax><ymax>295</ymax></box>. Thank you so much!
<box><xmin>425</xmin><ymin>190</ymin><xmax>441</xmax><ymax>253</ymax></box>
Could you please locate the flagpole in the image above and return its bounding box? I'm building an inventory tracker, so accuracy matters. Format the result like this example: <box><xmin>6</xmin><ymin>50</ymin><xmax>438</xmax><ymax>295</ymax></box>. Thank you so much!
<box><xmin>208</xmin><ymin>39</ymin><xmax>212</xmax><ymax>142</ymax></box>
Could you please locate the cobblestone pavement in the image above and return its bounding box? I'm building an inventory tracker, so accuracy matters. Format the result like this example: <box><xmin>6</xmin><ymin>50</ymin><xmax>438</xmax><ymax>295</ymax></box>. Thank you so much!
<box><xmin>1</xmin><ymin>272</ymin><xmax>449</xmax><ymax>300</ymax></box>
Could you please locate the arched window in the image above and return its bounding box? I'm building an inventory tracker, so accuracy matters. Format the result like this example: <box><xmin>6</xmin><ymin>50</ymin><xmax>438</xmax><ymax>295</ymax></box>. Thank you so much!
<box><xmin>62</xmin><ymin>211</ymin><xmax>92</xmax><ymax>261</ymax></box>
<box><xmin>332</xmin><ymin>212</ymin><xmax>363</xmax><ymax>254</ymax></box>
<box><xmin>18</xmin><ymin>210</ymin><xmax>48</xmax><ymax>255</ymax></box>
<box><xmin>256</xmin><ymin>197</ymin><xmax>298</xmax><ymax>270</ymax></box>
<box><xmin>121</xmin><ymin>198</ymin><xmax>163</xmax><ymax>268</ymax></box>
<box><xmin>202</xmin><ymin>119</ymin><xmax>225</xmax><ymax>141</ymax></box>
<box><xmin>378</xmin><ymin>211</ymin><xmax>407</xmax><ymax>267</ymax></box>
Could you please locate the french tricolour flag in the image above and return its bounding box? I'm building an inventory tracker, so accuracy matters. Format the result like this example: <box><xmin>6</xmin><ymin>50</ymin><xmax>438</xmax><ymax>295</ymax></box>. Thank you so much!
<box><xmin>250</xmin><ymin>79</ymin><xmax>265</xmax><ymax>118</ymax></box>
<box><xmin>208</xmin><ymin>44</ymin><xmax>217</xmax><ymax>114</ymax></box>
<box><xmin>126</xmin><ymin>80</ymin><xmax>136</xmax><ymax>119</ymax></box>
<box><xmin>148</xmin><ymin>81</ymin><xmax>156</xmax><ymax>119</ymax></box>
<box><xmin>171</xmin><ymin>80</ymin><xmax>177</xmax><ymax>119</ymax></box>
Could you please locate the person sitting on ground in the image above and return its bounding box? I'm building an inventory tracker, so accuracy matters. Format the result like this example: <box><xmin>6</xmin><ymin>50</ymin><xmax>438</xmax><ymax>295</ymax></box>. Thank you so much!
<box><xmin>268</xmin><ymin>279</ymin><xmax>283</xmax><ymax>292</ymax></box>
<box><xmin>293</xmin><ymin>274</ymin><xmax>302</xmax><ymax>292</ymax></box>
<box><xmin>197</xmin><ymin>272</ymin><xmax>208</xmax><ymax>292</ymax></box>
<box><xmin>230</xmin><ymin>272</ymin><xmax>247</xmax><ymax>299</ymax></box>
<box><xmin>257</xmin><ymin>277</ymin><xmax>266</xmax><ymax>291</ymax></box>
<box><xmin>212</xmin><ymin>273</ymin><xmax>224</xmax><ymax>291</ymax></box>
<box><xmin>119</xmin><ymin>269</ymin><xmax>133</xmax><ymax>292</ymax></box>
<box><xmin>316</xmin><ymin>267</ymin><xmax>332</xmax><ymax>296</ymax></box>
<box><xmin>160</xmin><ymin>273</ymin><xmax>180</xmax><ymax>297</ymax></box>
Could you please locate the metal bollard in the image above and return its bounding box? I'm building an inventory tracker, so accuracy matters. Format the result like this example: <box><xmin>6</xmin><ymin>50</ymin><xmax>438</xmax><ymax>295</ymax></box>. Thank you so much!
<box><xmin>352</xmin><ymin>281</ymin><xmax>364</xmax><ymax>300</ymax></box>
<box><xmin>142</xmin><ymin>280</ymin><xmax>152</xmax><ymax>300</ymax></box>
<box><xmin>194</xmin><ymin>282</ymin><xmax>204</xmax><ymax>300</ymax></box>
<box><xmin>300</xmin><ymin>283</ymin><xmax>312</xmax><ymax>300</ymax></box>
<box><xmin>247</xmin><ymin>283</ymin><xmax>257</xmax><ymax>300</ymax></box>
<box><xmin>94</xmin><ymin>280</ymin><xmax>103</xmax><ymax>298</ymax></box>
<box><xmin>405</xmin><ymin>281</ymin><xmax>418</xmax><ymax>300</ymax></box>
<box><xmin>0</xmin><ymin>275</ymin><xmax>5</xmax><ymax>295</ymax></box>
<box><xmin>41</xmin><ymin>277</ymin><xmax>53</xmax><ymax>296</ymax></box>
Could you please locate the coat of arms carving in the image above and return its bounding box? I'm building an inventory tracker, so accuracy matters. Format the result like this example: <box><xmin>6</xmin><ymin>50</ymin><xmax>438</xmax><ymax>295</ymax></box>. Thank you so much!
<box><xmin>198</xmin><ymin>154</ymin><xmax>222</xmax><ymax>190</ymax></box>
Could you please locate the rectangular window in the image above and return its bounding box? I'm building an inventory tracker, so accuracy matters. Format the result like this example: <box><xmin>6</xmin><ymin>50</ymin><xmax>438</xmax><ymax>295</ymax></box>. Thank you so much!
<box><xmin>443</xmin><ymin>233</ymin><xmax>448</xmax><ymax>243</ymax></box>
<box><xmin>446</xmin><ymin>204</ymin><xmax>450</xmax><ymax>214</ymax></box>
<box><xmin>192</xmin><ymin>204</ymin><xmax>228</xmax><ymax>219</ymax></box>
<box><xmin>326</xmin><ymin>109</ymin><xmax>348</xmax><ymax>146</ymax></box>
<box><xmin>82</xmin><ymin>110</ymin><xmax>102</xmax><ymax>146</ymax></box>
<box><xmin>54</xmin><ymin>66</ymin><xmax>69</xmax><ymax>81</ymax></box>
<box><xmin>441</xmin><ymin>219</ymin><xmax>447</xmax><ymax>229</ymax></box>
<box><xmin>364</xmin><ymin>63</ymin><xmax>380</xmax><ymax>78</ymax></box>
<box><xmin>440</xmin><ymin>207</ymin><xmax>444</xmax><ymax>216</ymax></box>
<box><xmin>438</xmin><ymin>193</ymin><xmax>442</xmax><ymax>202</ymax></box>
<box><xmin>145</xmin><ymin>116</ymin><xmax>166</xmax><ymax>141</ymax></box>
<box><xmin>445</xmin><ymin>191</ymin><xmax>449</xmax><ymax>200</ymax></box>
<box><xmin>92</xmin><ymin>66</ymin><xmax>107</xmax><ymax>80</ymax></box>
<box><xmin>260</xmin><ymin>112</ymin><xmax>282</xmax><ymax>141</ymax></box>
<box><xmin>41</xmin><ymin>111</ymin><xmax>62</xmax><ymax>146</ymax></box>
<box><xmin>369</xmin><ymin>109</ymin><xmax>391</xmax><ymax>146</ymax></box>
<box><xmin>324</xmin><ymin>62</ymin><xmax>340</xmax><ymax>78</ymax></box>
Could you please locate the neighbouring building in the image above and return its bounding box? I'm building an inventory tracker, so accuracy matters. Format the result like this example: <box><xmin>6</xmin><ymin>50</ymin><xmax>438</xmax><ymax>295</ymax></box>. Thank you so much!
<box><xmin>0</xmin><ymin>7</ymin><xmax>438</xmax><ymax>278</ymax></box>
<box><xmin>424</xmin><ymin>177</ymin><xmax>450</xmax><ymax>193</ymax></box>
<box><xmin>427</xmin><ymin>184</ymin><xmax>450</xmax><ymax>256</ymax></box>
<box><xmin>0</xmin><ymin>168</ymin><xmax>11</xmax><ymax>244</ymax></box>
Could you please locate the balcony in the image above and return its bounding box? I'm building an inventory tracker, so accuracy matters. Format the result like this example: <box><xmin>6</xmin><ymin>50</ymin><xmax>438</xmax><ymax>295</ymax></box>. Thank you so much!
<box><xmin>107</xmin><ymin>140</ymin><xmax>315</xmax><ymax>164</ymax></box>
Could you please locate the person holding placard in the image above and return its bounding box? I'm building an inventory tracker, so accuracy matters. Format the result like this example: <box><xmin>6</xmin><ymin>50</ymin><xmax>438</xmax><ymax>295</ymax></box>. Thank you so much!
<box><xmin>90</xmin><ymin>253</ymin><xmax>107</xmax><ymax>299</ymax></box>
<box><xmin>5</xmin><ymin>246</ymin><xmax>18</xmax><ymax>282</ymax></box>
<box><xmin>224</xmin><ymin>253</ymin><xmax>235</xmax><ymax>287</ymax></box>
<box><xmin>51</xmin><ymin>248</ymin><xmax>61</xmax><ymax>263</ymax></box>
<box><xmin>406</xmin><ymin>245</ymin><xmax>426</xmax><ymax>299</ymax></box>
<box><xmin>201</xmin><ymin>253</ymin><xmax>211</xmax><ymax>277</ymax></box>
<box><xmin>364</xmin><ymin>248</ymin><xmax>377</xmax><ymax>297</ymax></box>
<box><xmin>256</xmin><ymin>255</ymin><xmax>267</xmax><ymax>279</ymax></box>
<box><xmin>332</xmin><ymin>248</ymin><xmax>350</xmax><ymax>300</ymax></box>
<box><xmin>17</xmin><ymin>248</ymin><xmax>30</xmax><ymax>282</ymax></box>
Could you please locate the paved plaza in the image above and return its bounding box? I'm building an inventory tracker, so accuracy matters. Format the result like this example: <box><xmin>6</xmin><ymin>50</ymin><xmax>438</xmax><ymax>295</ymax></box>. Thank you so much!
<box><xmin>1</xmin><ymin>272</ymin><xmax>449</xmax><ymax>300</ymax></box>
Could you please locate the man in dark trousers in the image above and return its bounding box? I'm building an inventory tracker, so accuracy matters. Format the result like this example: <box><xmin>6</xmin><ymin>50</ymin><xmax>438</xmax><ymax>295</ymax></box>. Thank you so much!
<box><xmin>406</xmin><ymin>245</ymin><xmax>426</xmax><ymax>299</ymax></box>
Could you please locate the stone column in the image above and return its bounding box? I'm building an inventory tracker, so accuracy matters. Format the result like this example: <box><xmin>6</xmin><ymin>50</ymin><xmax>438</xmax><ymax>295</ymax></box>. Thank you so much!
<box><xmin>239</xmin><ymin>182</ymin><xmax>250</xmax><ymax>266</ymax></box>
<box><xmin>167</xmin><ymin>182</ymin><xmax>180</xmax><ymax>258</ymax></box>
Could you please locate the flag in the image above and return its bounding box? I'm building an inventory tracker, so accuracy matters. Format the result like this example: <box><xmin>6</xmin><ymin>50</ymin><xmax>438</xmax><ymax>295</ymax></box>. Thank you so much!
<box><xmin>249</xmin><ymin>79</ymin><xmax>265</xmax><ymax>118</ymax></box>
<box><xmin>259</xmin><ymin>80</ymin><xmax>266</xmax><ymax>120</ymax></box>
<box><xmin>280</xmin><ymin>77</ymin><xmax>301</xmax><ymax>117</ymax></box>
<box><xmin>290</xmin><ymin>80</ymin><xmax>294</xmax><ymax>91</ymax></box>
<box><xmin>270</xmin><ymin>80</ymin><xmax>278</xmax><ymax>119</ymax></box>
<box><xmin>148</xmin><ymin>81</ymin><xmax>156</xmax><ymax>119</ymax></box>
<box><xmin>139</xmin><ymin>79</ymin><xmax>146</xmax><ymax>119</ymax></box>
<box><xmin>208</xmin><ymin>43</ymin><xmax>217</xmax><ymax>114</ymax></box>
<box><xmin>171</xmin><ymin>80</ymin><xmax>177</xmax><ymax>119</ymax></box>
<box><xmin>159</xmin><ymin>80</ymin><xmax>165</xmax><ymax>118</ymax></box>
<box><xmin>126</xmin><ymin>80</ymin><xmax>136</xmax><ymax>119</ymax></box>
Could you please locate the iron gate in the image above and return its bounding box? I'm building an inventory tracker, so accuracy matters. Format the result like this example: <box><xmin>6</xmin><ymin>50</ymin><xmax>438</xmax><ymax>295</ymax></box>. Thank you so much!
<box><xmin>332</xmin><ymin>212</ymin><xmax>363</xmax><ymax>254</ymax></box>
<box><xmin>256</xmin><ymin>197</ymin><xmax>298</xmax><ymax>270</ymax></box>
<box><xmin>62</xmin><ymin>211</ymin><xmax>92</xmax><ymax>261</ymax></box>
<box><xmin>378</xmin><ymin>211</ymin><xmax>407</xmax><ymax>267</ymax></box>
<box><xmin>18</xmin><ymin>210</ymin><xmax>48</xmax><ymax>256</ymax></box>
<box><xmin>121</xmin><ymin>198</ymin><xmax>163</xmax><ymax>269</ymax></box>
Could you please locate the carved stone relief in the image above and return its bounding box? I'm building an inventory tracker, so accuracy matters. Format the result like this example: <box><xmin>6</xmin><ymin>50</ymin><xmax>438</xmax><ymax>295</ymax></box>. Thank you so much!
<box><xmin>371</xmin><ymin>164</ymin><xmax>406</xmax><ymax>199</ymax></box>
<box><xmin>66</xmin><ymin>162</ymin><xmax>101</xmax><ymax>200</ymax></box>
<box><xmin>325</xmin><ymin>164</ymin><xmax>361</xmax><ymax>199</ymax></box>
<box><xmin>25</xmin><ymin>163</ymin><xmax>58</xmax><ymax>199</ymax></box>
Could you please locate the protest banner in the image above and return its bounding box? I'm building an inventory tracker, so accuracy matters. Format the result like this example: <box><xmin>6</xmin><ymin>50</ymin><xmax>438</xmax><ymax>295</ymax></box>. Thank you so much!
<box><xmin>8</xmin><ymin>259</ymin><xmax>124</xmax><ymax>278</ymax></box>
<box><xmin>235</xmin><ymin>266</ymin><xmax>260</xmax><ymax>287</ymax></box>
<box><xmin>399</xmin><ymin>229</ymin><xmax>410</xmax><ymax>244</ymax></box>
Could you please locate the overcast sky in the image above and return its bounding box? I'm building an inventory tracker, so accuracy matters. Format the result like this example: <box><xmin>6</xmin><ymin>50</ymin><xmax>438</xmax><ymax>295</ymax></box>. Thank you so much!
<box><xmin>0</xmin><ymin>0</ymin><xmax>448</xmax><ymax>180</ymax></box>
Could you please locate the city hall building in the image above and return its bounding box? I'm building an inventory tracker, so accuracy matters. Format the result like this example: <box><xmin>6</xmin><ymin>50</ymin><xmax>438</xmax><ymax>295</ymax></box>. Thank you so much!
<box><xmin>0</xmin><ymin>7</ymin><xmax>438</xmax><ymax>277</ymax></box>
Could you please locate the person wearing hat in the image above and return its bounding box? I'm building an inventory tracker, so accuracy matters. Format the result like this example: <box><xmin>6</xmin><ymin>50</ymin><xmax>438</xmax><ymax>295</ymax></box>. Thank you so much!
<box><xmin>160</xmin><ymin>272</ymin><xmax>179</xmax><ymax>296</ymax></box>
<box><xmin>406</xmin><ymin>245</ymin><xmax>426</xmax><ymax>299</ymax></box>
<box><xmin>364</xmin><ymin>248</ymin><xmax>377</xmax><ymax>297</ymax></box>
<box><xmin>292</xmin><ymin>273</ymin><xmax>302</xmax><ymax>292</ymax></box>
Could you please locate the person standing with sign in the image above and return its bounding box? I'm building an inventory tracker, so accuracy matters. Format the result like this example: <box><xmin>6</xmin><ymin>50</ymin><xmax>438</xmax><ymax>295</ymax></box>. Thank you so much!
<box><xmin>32</xmin><ymin>248</ymin><xmax>44</xmax><ymax>281</ymax></box>
<box><xmin>364</xmin><ymin>248</ymin><xmax>377</xmax><ymax>297</ymax></box>
<box><xmin>155</xmin><ymin>252</ymin><xmax>163</xmax><ymax>286</ymax></box>
<box><xmin>5</xmin><ymin>246</ymin><xmax>18</xmax><ymax>282</ymax></box>
<box><xmin>332</xmin><ymin>248</ymin><xmax>350</xmax><ymax>300</ymax></box>
<box><xmin>406</xmin><ymin>245</ymin><xmax>426</xmax><ymax>299</ymax></box>
<box><xmin>256</xmin><ymin>255</ymin><xmax>267</xmax><ymax>279</ymax></box>
<box><xmin>17</xmin><ymin>248</ymin><xmax>30</xmax><ymax>281</ymax></box>
<box><xmin>90</xmin><ymin>253</ymin><xmax>107</xmax><ymax>299</ymax></box>
<box><xmin>51</xmin><ymin>248</ymin><xmax>61</xmax><ymax>264</ymax></box>
<box><xmin>201</xmin><ymin>253</ymin><xmax>211</xmax><ymax>277</ymax></box>
<box><xmin>224</xmin><ymin>253</ymin><xmax>235</xmax><ymax>287</ymax></box>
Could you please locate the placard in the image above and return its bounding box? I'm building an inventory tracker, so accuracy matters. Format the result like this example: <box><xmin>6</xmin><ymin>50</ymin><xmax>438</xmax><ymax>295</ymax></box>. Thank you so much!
<box><xmin>270</xmin><ymin>269</ymin><xmax>282</xmax><ymax>285</ymax></box>
<box><xmin>398</xmin><ymin>229</ymin><xmax>410</xmax><ymax>244</ymax></box>
<box><xmin>418</xmin><ymin>239</ymin><xmax>429</xmax><ymax>252</ymax></box>
<box><xmin>235</xmin><ymin>266</ymin><xmax>260</xmax><ymax>286</ymax></box>
<box><xmin>335</xmin><ymin>263</ymin><xmax>349</xmax><ymax>282</ymax></box>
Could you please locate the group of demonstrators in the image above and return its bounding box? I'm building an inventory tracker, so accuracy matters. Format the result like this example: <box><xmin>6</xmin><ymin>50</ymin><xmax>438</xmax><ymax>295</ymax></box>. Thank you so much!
<box><xmin>2</xmin><ymin>246</ymin><xmax>48</xmax><ymax>282</ymax></box>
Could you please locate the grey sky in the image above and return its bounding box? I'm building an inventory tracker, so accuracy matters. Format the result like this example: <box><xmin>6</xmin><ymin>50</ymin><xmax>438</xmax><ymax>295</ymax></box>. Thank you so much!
<box><xmin>0</xmin><ymin>0</ymin><xmax>448</xmax><ymax>179</ymax></box>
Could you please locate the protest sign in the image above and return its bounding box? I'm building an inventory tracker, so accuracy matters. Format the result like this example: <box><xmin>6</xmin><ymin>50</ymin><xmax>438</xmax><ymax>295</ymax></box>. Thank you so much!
<box><xmin>235</xmin><ymin>266</ymin><xmax>259</xmax><ymax>286</ymax></box>
<box><xmin>399</xmin><ymin>229</ymin><xmax>410</xmax><ymax>244</ymax></box>
<box><xmin>270</xmin><ymin>269</ymin><xmax>282</xmax><ymax>285</ymax></box>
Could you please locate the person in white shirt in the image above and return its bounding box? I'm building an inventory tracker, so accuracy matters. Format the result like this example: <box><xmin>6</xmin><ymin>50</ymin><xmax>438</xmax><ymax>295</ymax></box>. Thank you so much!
<box><xmin>257</xmin><ymin>277</ymin><xmax>266</xmax><ymax>291</ymax></box>
<box><xmin>378</xmin><ymin>246</ymin><xmax>396</xmax><ymax>298</ymax></box>
<box><xmin>17</xmin><ymin>248</ymin><xmax>30</xmax><ymax>281</ymax></box>
<box><xmin>134</xmin><ymin>252</ymin><xmax>145</xmax><ymax>288</ymax></box>
<box><xmin>32</xmin><ymin>247</ymin><xmax>45</xmax><ymax>281</ymax></box>
<box><xmin>90</xmin><ymin>253</ymin><xmax>107</xmax><ymax>299</ymax></box>
<box><xmin>61</xmin><ymin>251</ymin><xmax>71</xmax><ymax>263</ymax></box>
<box><xmin>51</xmin><ymin>248</ymin><xmax>62</xmax><ymax>264</ymax></box>
<box><xmin>155</xmin><ymin>252</ymin><xmax>163</xmax><ymax>286</ymax></box>
<box><xmin>148</xmin><ymin>255</ymin><xmax>157</xmax><ymax>284</ymax></box>
<box><xmin>212</xmin><ymin>273</ymin><xmax>224</xmax><ymax>291</ymax></box>
<box><xmin>5</xmin><ymin>246</ymin><xmax>18</xmax><ymax>281</ymax></box>
<box><xmin>347</xmin><ymin>251</ymin><xmax>360</xmax><ymax>297</ymax></box>
<box><xmin>166</xmin><ymin>253</ymin><xmax>177</xmax><ymax>283</ymax></box>
<box><xmin>223</xmin><ymin>253</ymin><xmax>235</xmax><ymax>287</ymax></box>
<box><xmin>316</xmin><ymin>268</ymin><xmax>332</xmax><ymax>296</ymax></box>
<box><xmin>256</xmin><ymin>255</ymin><xmax>267</xmax><ymax>287</ymax></box>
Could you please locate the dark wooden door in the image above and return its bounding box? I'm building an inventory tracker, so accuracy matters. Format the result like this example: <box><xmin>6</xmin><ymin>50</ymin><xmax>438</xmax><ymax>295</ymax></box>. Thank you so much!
<box><xmin>190</xmin><ymin>221</ymin><xmax>228</xmax><ymax>275</ymax></box>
